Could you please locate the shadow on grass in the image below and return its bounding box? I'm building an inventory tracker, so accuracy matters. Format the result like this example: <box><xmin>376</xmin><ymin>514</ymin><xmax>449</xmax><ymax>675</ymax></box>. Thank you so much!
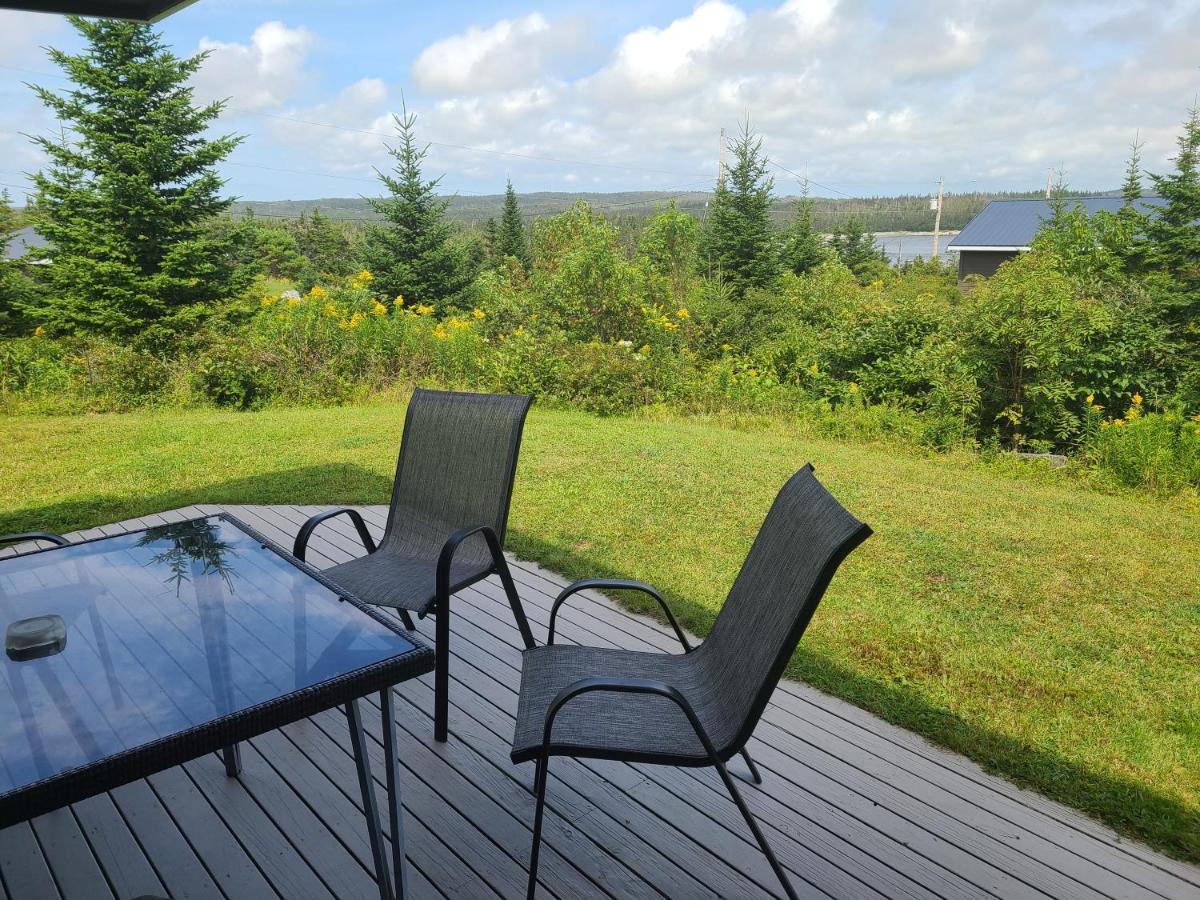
<box><xmin>0</xmin><ymin>464</ymin><xmax>394</xmax><ymax>537</ymax></box>
<box><xmin>508</xmin><ymin>530</ymin><xmax>1200</xmax><ymax>866</ymax></box>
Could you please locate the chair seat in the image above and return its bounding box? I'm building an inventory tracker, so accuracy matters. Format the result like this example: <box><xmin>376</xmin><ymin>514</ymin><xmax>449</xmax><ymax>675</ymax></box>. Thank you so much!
<box><xmin>511</xmin><ymin>644</ymin><xmax>733</xmax><ymax>765</ymax></box>
<box><xmin>323</xmin><ymin>549</ymin><xmax>493</xmax><ymax>615</ymax></box>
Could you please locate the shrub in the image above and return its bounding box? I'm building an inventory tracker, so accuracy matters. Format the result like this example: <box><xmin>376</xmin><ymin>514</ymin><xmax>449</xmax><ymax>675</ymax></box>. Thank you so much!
<box><xmin>193</xmin><ymin>339</ymin><xmax>276</xmax><ymax>409</ymax></box>
<box><xmin>1085</xmin><ymin>408</ymin><xmax>1200</xmax><ymax>494</ymax></box>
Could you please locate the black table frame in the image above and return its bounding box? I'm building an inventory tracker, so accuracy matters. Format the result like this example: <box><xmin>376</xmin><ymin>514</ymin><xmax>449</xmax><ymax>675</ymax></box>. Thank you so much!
<box><xmin>0</xmin><ymin>513</ymin><xmax>434</xmax><ymax>900</ymax></box>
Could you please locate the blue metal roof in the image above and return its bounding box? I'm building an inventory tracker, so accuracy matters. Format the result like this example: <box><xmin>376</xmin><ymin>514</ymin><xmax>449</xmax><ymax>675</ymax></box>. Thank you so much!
<box><xmin>948</xmin><ymin>197</ymin><xmax>1166</xmax><ymax>250</ymax></box>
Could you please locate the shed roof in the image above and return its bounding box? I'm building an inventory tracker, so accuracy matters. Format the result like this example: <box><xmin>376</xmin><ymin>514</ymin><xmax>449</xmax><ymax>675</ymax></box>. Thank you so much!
<box><xmin>948</xmin><ymin>197</ymin><xmax>1166</xmax><ymax>251</ymax></box>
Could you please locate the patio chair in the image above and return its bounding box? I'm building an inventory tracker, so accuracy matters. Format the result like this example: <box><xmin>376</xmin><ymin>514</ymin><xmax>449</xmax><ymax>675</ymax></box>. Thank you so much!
<box><xmin>293</xmin><ymin>388</ymin><xmax>536</xmax><ymax>742</ymax></box>
<box><xmin>510</xmin><ymin>464</ymin><xmax>871</xmax><ymax>900</ymax></box>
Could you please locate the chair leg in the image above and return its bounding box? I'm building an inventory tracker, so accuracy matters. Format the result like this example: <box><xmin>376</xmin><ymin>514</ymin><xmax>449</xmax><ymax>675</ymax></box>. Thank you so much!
<box><xmin>397</xmin><ymin>609</ymin><xmax>415</xmax><ymax>631</ymax></box>
<box><xmin>526</xmin><ymin>759</ymin><xmax>549</xmax><ymax>900</ymax></box>
<box><xmin>712</xmin><ymin>753</ymin><xmax>797</xmax><ymax>900</ymax></box>
<box><xmin>434</xmin><ymin>596</ymin><xmax>450</xmax><ymax>742</ymax></box>
<box><xmin>495</xmin><ymin>556</ymin><xmax>536</xmax><ymax>650</ymax></box>
<box><xmin>738</xmin><ymin>747</ymin><xmax>763</xmax><ymax>785</ymax></box>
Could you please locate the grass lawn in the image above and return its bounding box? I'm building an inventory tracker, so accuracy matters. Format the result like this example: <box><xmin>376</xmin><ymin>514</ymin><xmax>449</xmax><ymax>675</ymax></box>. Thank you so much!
<box><xmin>2</xmin><ymin>401</ymin><xmax>1198</xmax><ymax>861</ymax></box>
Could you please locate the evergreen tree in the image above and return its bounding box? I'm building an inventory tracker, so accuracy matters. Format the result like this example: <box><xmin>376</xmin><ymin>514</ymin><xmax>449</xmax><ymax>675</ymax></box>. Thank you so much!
<box><xmin>701</xmin><ymin>119</ymin><xmax>778</xmax><ymax>295</ymax></box>
<box><xmin>0</xmin><ymin>190</ymin><xmax>32</xmax><ymax>335</ymax></box>
<box><xmin>360</xmin><ymin>104</ymin><xmax>475</xmax><ymax>307</ymax></box>
<box><xmin>830</xmin><ymin>214</ymin><xmax>887</xmax><ymax>281</ymax></box>
<box><xmin>781</xmin><ymin>183</ymin><xmax>828</xmax><ymax>275</ymax></box>
<box><xmin>26</xmin><ymin>17</ymin><xmax>241</xmax><ymax>342</ymax></box>
<box><xmin>292</xmin><ymin>208</ymin><xmax>355</xmax><ymax>277</ymax></box>
<box><xmin>1145</xmin><ymin>105</ymin><xmax>1200</xmax><ymax>336</ymax></box>
<box><xmin>496</xmin><ymin>178</ymin><xmax>529</xmax><ymax>269</ymax></box>
<box><xmin>483</xmin><ymin>217</ymin><xmax>498</xmax><ymax>262</ymax></box>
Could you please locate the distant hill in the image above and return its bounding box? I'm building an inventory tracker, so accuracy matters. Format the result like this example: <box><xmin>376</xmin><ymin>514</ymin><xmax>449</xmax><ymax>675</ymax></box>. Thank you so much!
<box><xmin>226</xmin><ymin>188</ymin><xmax>1113</xmax><ymax>234</ymax></box>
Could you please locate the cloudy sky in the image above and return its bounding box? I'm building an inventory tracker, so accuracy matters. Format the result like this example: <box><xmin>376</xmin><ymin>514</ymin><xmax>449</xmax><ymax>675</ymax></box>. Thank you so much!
<box><xmin>1</xmin><ymin>0</ymin><xmax>1198</xmax><ymax>203</ymax></box>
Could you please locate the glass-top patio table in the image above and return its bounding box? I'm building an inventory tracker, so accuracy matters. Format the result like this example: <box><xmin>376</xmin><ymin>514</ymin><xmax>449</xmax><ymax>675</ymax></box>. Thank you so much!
<box><xmin>0</xmin><ymin>513</ymin><xmax>433</xmax><ymax>900</ymax></box>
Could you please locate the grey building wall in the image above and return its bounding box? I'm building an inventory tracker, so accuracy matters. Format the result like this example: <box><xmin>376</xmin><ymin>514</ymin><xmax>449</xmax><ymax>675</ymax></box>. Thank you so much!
<box><xmin>958</xmin><ymin>249</ymin><xmax>1019</xmax><ymax>281</ymax></box>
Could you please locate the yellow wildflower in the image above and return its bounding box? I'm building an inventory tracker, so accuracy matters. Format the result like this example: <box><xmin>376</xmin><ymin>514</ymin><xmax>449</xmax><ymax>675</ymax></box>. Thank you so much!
<box><xmin>639</xmin><ymin>344</ymin><xmax>650</xmax><ymax>355</ymax></box>
<box><xmin>1131</xmin><ymin>392</ymin><xmax>1143</xmax><ymax>406</ymax></box>
<box><xmin>393</xmin><ymin>294</ymin><xmax>405</xmax><ymax>307</ymax></box>
<box><xmin>1113</xmin><ymin>418</ymin><xmax>1125</xmax><ymax>426</ymax></box>
<box><xmin>34</xmin><ymin>326</ymin><xmax>45</xmax><ymax>337</ymax></box>
<box><xmin>513</xmin><ymin>326</ymin><xmax>525</xmax><ymax>337</ymax></box>
<box><xmin>323</xmin><ymin>302</ymin><xmax>339</xmax><ymax>318</ymax></box>
<box><xmin>849</xmin><ymin>382</ymin><xmax>859</xmax><ymax>394</ymax></box>
<box><xmin>350</xmin><ymin>270</ymin><xmax>374</xmax><ymax>289</ymax></box>
<box><xmin>414</xmin><ymin>303</ymin><xmax>435</xmax><ymax>316</ymax></box>
<box><xmin>372</xmin><ymin>301</ymin><xmax>388</xmax><ymax>317</ymax></box>
<box><xmin>1085</xmin><ymin>394</ymin><xmax>1094</xmax><ymax>406</ymax></box>
<box><xmin>260</xmin><ymin>295</ymin><xmax>277</xmax><ymax>308</ymax></box>
<box><xmin>433</xmin><ymin>325</ymin><xmax>448</xmax><ymax>340</ymax></box>
<box><xmin>286</xmin><ymin>296</ymin><xmax>301</xmax><ymax>308</ymax></box>
<box><xmin>338</xmin><ymin>311</ymin><xmax>366</xmax><ymax>330</ymax></box>
<box><xmin>675</xmin><ymin>307</ymin><xmax>690</xmax><ymax>320</ymax></box>
<box><xmin>472</xmin><ymin>308</ymin><xmax>486</xmax><ymax>320</ymax></box>
<box><xmin>809</xmin><ymin>361</ymin><xmax>819</xmax><ymax>375</ymax></box>
<box><xmin>448</xmin><ymin>317</ymin><xmax>470</xmax><ymax>331</ymax></box>
<box><xmin>749</xmin><ymin>368</ymin><xmax>758</xmax><ymax>377</ymax></box>
<box><xmin>721</xmin><ymin>343</ymin><xmax>732</xmax><ymax>352</ymax></box>
<box><xmin>309</xmin><ymin>285</ymin><xmax>329</xmax><ymax>301</ymax></box>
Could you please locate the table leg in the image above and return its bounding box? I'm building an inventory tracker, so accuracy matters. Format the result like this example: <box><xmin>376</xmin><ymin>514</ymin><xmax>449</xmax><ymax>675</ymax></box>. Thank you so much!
<box><xmin>347</xmin><ymin>697</ymin><xmax>407</xmax><ymax>900</ymax></box>
<box><xmin>221</xmin><ymin>744</ymin><xmax>242</xmax><ymax>777</ymax></box>
<box><xmin>380</xmin><ymin>687</ymin><xmax>408</xmax><ymax>899</ymax></box>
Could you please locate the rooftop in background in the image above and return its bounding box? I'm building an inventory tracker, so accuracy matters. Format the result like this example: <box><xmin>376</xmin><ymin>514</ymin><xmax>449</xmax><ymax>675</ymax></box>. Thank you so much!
<box><xmin>0</xmin><ymin>0</ymin><xmax>193</xmax><ymax>20</ymax></box>
<box><xmin>948</xmin><ymin>196</ymin><xmax>1166</xmax><ymax>251</ymax></box>
<box><xmin>2</xmin><ymin>225</ymin><xmax>48</xmax><ymax>262</ymax></box>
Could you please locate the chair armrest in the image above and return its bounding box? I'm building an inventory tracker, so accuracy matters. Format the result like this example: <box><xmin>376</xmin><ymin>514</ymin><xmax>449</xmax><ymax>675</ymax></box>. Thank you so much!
<box><xmin>0</xmin><ymin>531</ymin><xmax>69</xmax><ymax>550</ymax></box>
<box><xmin>547</xmin><ymin>578</ymin><xmax>691</xmax><ymax>651</ymax></box>
<box><xmin>541</xmin><ymin>676</ymin><xmax>717</xmax><ymax>759</ymax></box>
<box><xmin>293</xmin><ymin>508</ymin><xmax>377</xmax><ymax>561</ymax></box>
<box><xmin>436</xmin><ymin>525</ymin><xmax>504</xmax><ymax>597</ymax></box>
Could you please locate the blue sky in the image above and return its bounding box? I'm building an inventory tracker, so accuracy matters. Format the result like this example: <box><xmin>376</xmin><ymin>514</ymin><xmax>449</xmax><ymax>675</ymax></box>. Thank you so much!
<box><xmin>2</xmin><ymin>0</ymin><xmax>1198</xmax><ymax>203</ymax></box>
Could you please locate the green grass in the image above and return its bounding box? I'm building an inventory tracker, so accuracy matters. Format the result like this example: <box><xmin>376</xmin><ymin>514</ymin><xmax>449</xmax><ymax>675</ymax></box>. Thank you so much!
<box><xmin>2</xmin><ymin>402</ymin><xmax>1198</xmax><ymax>861</ymax></box>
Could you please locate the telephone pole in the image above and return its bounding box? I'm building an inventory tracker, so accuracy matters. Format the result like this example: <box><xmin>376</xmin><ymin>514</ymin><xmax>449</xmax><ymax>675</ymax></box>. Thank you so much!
<box><xmin>1045</xmin><ymin>167</ymin><xmax>1053</xmax><ymax>198</ymax></box>
<box><xmin>930</xmin><ymin>176</ymin><xmax>944</xmax><ymax>260</ymax></box>
<box><xmin>717</xmin><ymin>127</ymin><xmax>727</xmax><ymax>186</ymax></box>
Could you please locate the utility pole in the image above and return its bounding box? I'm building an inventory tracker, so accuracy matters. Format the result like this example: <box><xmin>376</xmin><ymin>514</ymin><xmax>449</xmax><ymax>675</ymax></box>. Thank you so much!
<box><xmin>1045</xmin><ymin>167</ymin><xmax>1053</xmax><ymax>198</ymax></box>
<box><xmin>717</xmin><ymin>127</ymin><xmax>727</xmax><ymax>186</ymax></box>
<box><xmin>930</xmin><ymin>176</ymin><xmax>944</xmax><ymax>260</ymax></box>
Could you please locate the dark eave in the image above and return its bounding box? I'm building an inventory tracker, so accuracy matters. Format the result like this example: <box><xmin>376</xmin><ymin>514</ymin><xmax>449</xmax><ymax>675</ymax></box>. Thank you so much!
<box><xmin>0</xmin><ymin>0</ymin><xmax>195</xmax><ymax>21</ymax></box>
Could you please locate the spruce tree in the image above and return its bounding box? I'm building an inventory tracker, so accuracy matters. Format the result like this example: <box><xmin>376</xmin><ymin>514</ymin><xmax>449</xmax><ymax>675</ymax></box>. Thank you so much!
<box><xmin>26</xmin><ymin>17</ymin><xmax>241</xmax><ymax>342</ymax></box>
<box><xmin>701</xmin><ymin>119</ymin><xmax>778</xmax><ymax>295</ymax></box>
<box><xmin>781</xmin><ymin>183</ymin><xmax>828</xmax><ymax>275</ymax></box>
<box><xmin>292</xmin><ymin>208</ymin><xmax>355</xmax><ymax>277</ymax></box>
<box><xmin>361</xmin><ymin>104</ymin><xmax>475</xmax><ymax>306</ymax></box>
<box><xmin>496</xmin><ymin>179</ymin><xmax>529</xmax><ymax>269</ymax></box>
<box><xmin>1146</xmin><ymin>105</ymin><xmax>1200</xmax><ymax>336</ymax></box>
<box><xmin>0</xmin><ymin>190</ymin><xmax>31</xmax><ymax>335</ymax></box>
<box><xmin>830</xmin><ymin>214</ymin><xmax>887</xmax><ymax>281</ymax></box>
<box><xmin>483</xmin><ymin>217</ymin><xmax>498</xmax><ymax>262</ymax></box>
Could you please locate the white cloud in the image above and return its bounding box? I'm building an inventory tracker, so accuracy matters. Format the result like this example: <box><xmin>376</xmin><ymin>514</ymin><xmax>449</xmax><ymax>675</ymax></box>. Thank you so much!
<box><xmin>412</xmin><ymin>13</ymin><xmax>583</xmax><ymax>95</ymax></box>
<box><xmin>194</xmin><ymin>21</ymin><xmax>315</xmax><ymax>112</ymax></box>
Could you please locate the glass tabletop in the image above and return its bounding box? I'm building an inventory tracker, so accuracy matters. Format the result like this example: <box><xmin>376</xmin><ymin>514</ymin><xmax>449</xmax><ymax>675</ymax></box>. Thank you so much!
<box><xmin>0</xmin><ymin>516</ymin><xmax>419</xmax><ymax>796</ymax></box>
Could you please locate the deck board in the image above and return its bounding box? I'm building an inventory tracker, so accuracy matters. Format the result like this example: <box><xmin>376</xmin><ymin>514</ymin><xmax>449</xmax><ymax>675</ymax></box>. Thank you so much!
<box><xmin>0</xmin><ymin>504</ymin><xmax>1196</xmax><ymax>899</ymax></box>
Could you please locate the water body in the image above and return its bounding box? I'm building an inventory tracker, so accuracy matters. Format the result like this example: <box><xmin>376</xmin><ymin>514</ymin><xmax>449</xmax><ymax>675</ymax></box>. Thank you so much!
<box><xmin>874</xmin><ymin>232</ymin><xmax>959</xmax><ymax>266</ymax></box>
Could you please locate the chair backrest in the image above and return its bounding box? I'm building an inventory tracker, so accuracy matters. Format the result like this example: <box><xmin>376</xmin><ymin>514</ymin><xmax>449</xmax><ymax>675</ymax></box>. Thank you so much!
<box><xmin>696</xmin><ymin>464</ymin><xmax>871</xmax><ymax>754</ymax></box>
<box><xmin>381</xmin><ymin>389</ymin><xmax>533</xmax><ymax>559</ymax></box>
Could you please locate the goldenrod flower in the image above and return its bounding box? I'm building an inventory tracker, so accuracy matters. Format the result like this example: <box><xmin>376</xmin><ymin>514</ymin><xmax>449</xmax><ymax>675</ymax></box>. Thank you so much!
<box><xmin>323</xmin><ymin>302</ymin><xmax>339</xmax><ymax>318</ymax></box>
<box><xmin>286</xmin><ymin>296</ymin><xmax>301</xmax><ymax>308</ymax></box>
<box><xmin>809</xmin><ymin>361</ymin><xmax>819</xmax><ymax>374</ymax></box>
<box><xmin>260</xmin><ymin>295</ymin><xmax>277</xmax><ymax>308</ymax></box>
<box><xmin>675</xmin><ymin>307</ymin><xmax>689</xmax><ymax>320</ymax></box>
<box><xmin>1085</xmin><ymin>394</ymin><xmax>1094</xmax><ymax>406</ymax></box>
<box><xmin>372</xmin><ymin>301</ymin><xmax>388</xmax><ymax>317</ymax></box>
<box><xmin>433</xmin><ymin>325</ymin><xmax>448</xmax><ymax>340</ymax></box>
<box><xmin>34</xmin><ymin>326</ymin><xmax>45</xmax><ymax>337</ymax></box>
<box><xmin>309</xmin><ymin>285</ymin><xmax>329</xmax><ymax>301</ymax></box>
<box><xmin>1113</xmin><ymin>418</ymin><xmax>1125</xmax><ymax>426</ymax></box>
<box><xmin>393</xmin><ymin>295</ymin><xmax>405</xmax><ymax>307</ymax></box>
<box><xmin>415</xmin><ymin>303</ymin><xmax>435</xmax><ymax>316</ymax></box>
<box><xmin>721</xmin><ymin>343</ymin><xmax>732</xmax><ymax>352</ymax></box>
<box><xmin>350</xmin><ymin>270</ymin><xmax>374</xmax><ymax>289</ymax></box>
<box><xmin>639</xmin><ymin>344</ymin><xmax>650</xmax><ymax>355</ymax></box>
<box><xmin>472</xmin><ymin>308</ymin><xmax>486</xmax><ymax>320</ymax></box>
<box><xmin>849</xmin><ymin>382</ymin><xmax>859</xmax><ymax>394</ymax></box>
<box><xmin>338</xmin><ymin>311</ymin><xmax>366</xmax><ymax>330</ymax></box>
<box><xmin>1131</xmin><ymin>392</ymin><xmax>1143</xmax><ymax>406</ymax></box>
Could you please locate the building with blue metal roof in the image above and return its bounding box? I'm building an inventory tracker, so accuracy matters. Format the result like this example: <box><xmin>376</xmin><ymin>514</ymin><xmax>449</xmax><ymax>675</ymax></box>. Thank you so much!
<box><xmin>948</xmin><ymin>196</ymin><xmax>1165</xmax><ymax>280</ymax></box>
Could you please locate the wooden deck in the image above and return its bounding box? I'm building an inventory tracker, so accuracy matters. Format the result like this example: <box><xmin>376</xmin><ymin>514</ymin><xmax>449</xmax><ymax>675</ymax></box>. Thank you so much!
<box><xmin>1</xmin><ymin>503</ymin><xmax>1197</xmax><ymax>899</ymax></box>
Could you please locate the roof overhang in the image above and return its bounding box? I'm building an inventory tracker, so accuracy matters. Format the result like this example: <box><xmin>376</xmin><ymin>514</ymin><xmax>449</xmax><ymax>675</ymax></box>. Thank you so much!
<box><xmin>948</xmin><ymin>245</ymin><xmax>1031</xmax><ymax>253</ymax></box>
<box><xmin>0</xmin><ymin>0</ymin><xmax>195</xmax><ymax>21</ymax></box>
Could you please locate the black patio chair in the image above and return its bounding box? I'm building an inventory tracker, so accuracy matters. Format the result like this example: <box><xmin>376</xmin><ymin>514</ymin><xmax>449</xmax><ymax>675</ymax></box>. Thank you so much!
<box><xmin>510</xmin><ymin>464</ymin><xmax>871</xmax><ymax>899</ymax></box>
<box><xmin>293</xmin><ymin>388</ymin><xmax>536</xmax><ymax>742</ymax></box>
